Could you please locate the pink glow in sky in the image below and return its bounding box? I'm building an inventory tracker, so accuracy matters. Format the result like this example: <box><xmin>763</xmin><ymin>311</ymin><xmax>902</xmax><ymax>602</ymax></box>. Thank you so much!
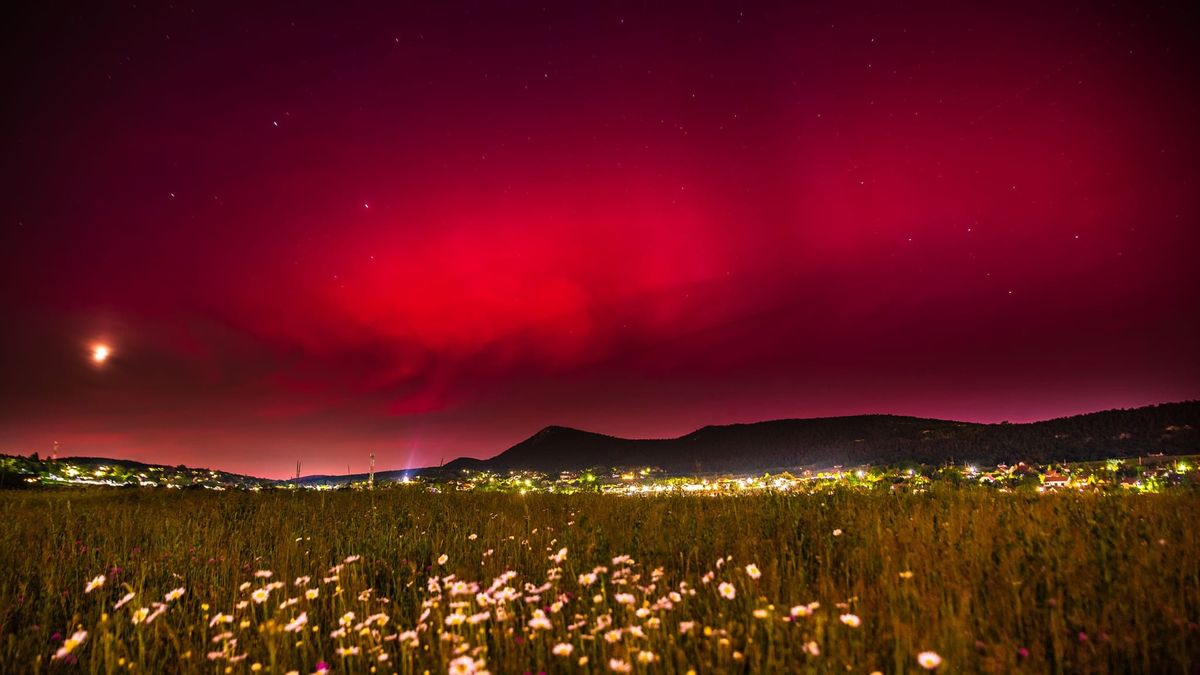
<box><xmin>1</xmin><ymin>1</ymin><xmax>1197</xmax><ymax>477</ymax></box>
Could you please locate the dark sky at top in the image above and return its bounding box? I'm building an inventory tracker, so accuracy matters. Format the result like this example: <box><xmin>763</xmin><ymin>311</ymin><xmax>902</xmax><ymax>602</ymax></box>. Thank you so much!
<box><xmin>1</xmin><ymin>1</ymin><xmax>1197</xmax><ymax>477</ymax></box>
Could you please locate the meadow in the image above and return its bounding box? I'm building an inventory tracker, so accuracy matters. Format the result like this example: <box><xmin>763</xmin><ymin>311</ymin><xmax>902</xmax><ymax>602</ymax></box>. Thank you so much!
<box><xmin>0</xmin><ymin>487</ymin><xmax>1197</xmax><ymax>673</ymax></box>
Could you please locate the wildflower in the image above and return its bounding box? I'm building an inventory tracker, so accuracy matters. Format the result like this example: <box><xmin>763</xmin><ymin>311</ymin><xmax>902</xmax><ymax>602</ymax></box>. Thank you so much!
<box><xmin>753</xmin><ymin>609</ymin><xmax>769</xmax><ymax>619</ymax></box>
<box><xmin>53</xmin><ymin>630</ymin><xmax>87</xmax><ymax>660</ymax></box>
<box><xmin>615</xmin><ymin>593</ymin><xmax>635</xmax><ymax>605</ymax></box>
<box><xmin>637</xmin><ymin>651</ymin><xmax>659</xmax><ymax>664</ymax></box>
<box><xmin>550</xmin><ymin>547</ymin><xmax>568</xmax><ymax>563</ymax></box>
<box><xmin>448</xmin><ymin>655</ymin><xmax>477</xmax><ymax>674</ymax></box>
<box><xmin>339</xmin><ymin>611</ymin><xmax>356</xmax><ymax>627</ymax></box>
<box><xmin>131</xmin><ymin>607</ymin><xmax>149</xmax><ymax>625</ymax></box>
<box><xmin>790</xmin><ymin>605</ymin><xmax>810</xmax><ymax>618</ymax></box>
<box><xmin>679</xmin><ymin>621</ymin><xmax>695</xmax><ymax>634</ymax></box>
<box><xmin>305</xmin><ymin>588</ymin><xmax>319</xmax><ymax>600</ymax></box>
<box><xmin>315</xmin><ymin>661</ymin><xmax>330</xmax><ymax>674</ymax></box>
<box><xmin>578</xmin><ymin>572</ymin><xmax>597</xmax><ymax>586</ymax></box>
<box><xmin>251</xmin><ymin>588</ymin><xmax>270</xmax><ymax>604</ymax></box>
<box><xmin>840</xmin><ymin>613</ymin><xmax>861</xmax><ymax>628</ymax></box>
<box><xmin>438</xmin><ymin>554</ymin><xmax>449</xmax><ymax>566</ymax></box>
<box><xmin>804</xmin><ymin>641</ymin><xmax>820</xmax><ymax>656</ymax></box>
<box><xmin>605</xmin><ymin>629</ymin><xmax>623</xmax><ymax>643</ymax></box>
<box><xmin>528</xmin><ymin>610</ymin><xmax>552</xmax><ymax>630</ymax></box>
<box><xmin>209</xmin><ymin>613</ymin><xmax>233</xmax><ymax>627</ymax></box>
<box><xmin>468</xmin><ymin>533</ymin><xmax>478</xmax><ymax>540</ymax></box>
<box><xmin>294</xmin><ymin>576</ymin><xmax>311</xmax><ymax>587</ymax></box>
<box><xmin>467</xmin><ymin>611</ymin><xmax>489</xmax><ymax>624</ymax></box>
<box><xmin>254</xmin><ymin>570</ymin><xmax>273</xmax><ymax>579</ymax></box>
<box><xmin>85</xmin><ymin>575</ymin><xmax>106</xmax><ymax>593</ymax></box>
<box><xmin>114</xmin><ymin>592</ymin><xmax>135</xmax><ymax>610</ymax></box>
<box><xmin>917</xmin><ymin>651</ymin><xmax>942</xmax><ymax>669</ymax></box>
<box><xmin>718</xmin><ymin>582</ymin><xmax>736</xmax><ymax>600</ymax></box>
<box><xmin>144</xmin><ymin>604</ymin><xmax>167</xmax><ymax>624</ymax></box>
<box><xmin>552</xmin><ymin>642</ymin><xmax>574</xmax><ymax>656</ymax></box>
<box><xmin>833</xmin><ymin>529</ymin><xmax>843</xmax><ymax>537</ymax></box>
<box><xmin>284</xmin><ymin>612</ymin><xmax>308</xmax><ymax>632</ymax></box>
<box><xmin>744</xmin><ymin>564</ymin><xmax>761</xmax><ymax>579</ymax></box>
<box><xmin>343</xmin><ymin>555</ymin><xmax>360</xmax><ymax>564</ymax></box>
<box><xmin>445</xmin><ymin>613</ymin><xmax>466</xmax><ymax>626</ymax></box>
<box><xmin>899</xmin><ymin>570</ymin><xmax>914</xmax><ymax>580</ymax></box>
<box><xmin>165</xmin><ymin>587</ymin><xmax>186</xmax><ymax>602</ymax></box>
<box><xmin>609</xmin><ymin>658</ymin><xmax>632</xmax><ymax>673</ymax></box>
<box><xmin>336</xmin><ymin>646</ymin><xmax>359</xmax><ymax>656</ymax></box>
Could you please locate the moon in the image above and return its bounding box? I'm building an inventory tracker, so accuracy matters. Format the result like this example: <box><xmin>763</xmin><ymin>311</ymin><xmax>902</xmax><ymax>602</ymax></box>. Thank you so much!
<box><xmin>92</xmin><ymin>344</ymin><xmax>111</xmax><ymax>364</ymax></box>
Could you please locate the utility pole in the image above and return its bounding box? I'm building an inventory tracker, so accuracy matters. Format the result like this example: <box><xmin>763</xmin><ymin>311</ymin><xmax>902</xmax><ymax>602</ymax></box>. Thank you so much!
<box><xmin>369</xmin><ymin>452</ymin><xmax>376</xmax><ymax>490</ymax></box>
<box><xmin>295</xmin><ymin>459</ymin><xmax>302</xmax><ymax>482</ymax></box>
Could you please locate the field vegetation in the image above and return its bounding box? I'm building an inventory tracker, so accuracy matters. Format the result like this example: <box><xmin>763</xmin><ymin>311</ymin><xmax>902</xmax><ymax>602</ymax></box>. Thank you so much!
<box><xmin>1</xmin><ymin>487</ymin><xmax>1197</xmax><ymax>673</ymax></box>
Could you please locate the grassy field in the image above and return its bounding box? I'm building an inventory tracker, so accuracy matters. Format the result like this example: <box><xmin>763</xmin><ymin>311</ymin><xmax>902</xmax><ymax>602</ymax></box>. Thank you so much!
<box><xmin>0</xmin><ymin>487</ymin><xmax>1197</xmax><ymax>673</ymax></box>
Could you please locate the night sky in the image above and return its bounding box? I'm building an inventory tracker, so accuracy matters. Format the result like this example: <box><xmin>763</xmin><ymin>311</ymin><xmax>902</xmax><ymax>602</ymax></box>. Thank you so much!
<box><xmin>2</xmin><ymin>1</ymin><xmax>1198</xmax><ymax>478</ymax></box>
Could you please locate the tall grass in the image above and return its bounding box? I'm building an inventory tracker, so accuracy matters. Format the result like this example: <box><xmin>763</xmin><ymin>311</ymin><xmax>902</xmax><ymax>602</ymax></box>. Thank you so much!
<box><xmin>0</xmin><ymin>487</ymin><xmax>1196</xmax><ymax>673</ymax></box>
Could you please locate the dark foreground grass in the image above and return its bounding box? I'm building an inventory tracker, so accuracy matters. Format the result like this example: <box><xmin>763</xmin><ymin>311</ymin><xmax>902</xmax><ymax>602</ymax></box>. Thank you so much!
<box><xmin>0</xmin><ymin>487</ymin><xmax>1197</xmax><ymax>673</ymax></box>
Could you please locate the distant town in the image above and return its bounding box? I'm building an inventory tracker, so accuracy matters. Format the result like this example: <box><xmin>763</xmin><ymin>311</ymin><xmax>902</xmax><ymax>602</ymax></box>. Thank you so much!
<box><xmin>2</xmin><ymin>452</ymin><xmax>1195</xmax><ymax>495</ymax></box>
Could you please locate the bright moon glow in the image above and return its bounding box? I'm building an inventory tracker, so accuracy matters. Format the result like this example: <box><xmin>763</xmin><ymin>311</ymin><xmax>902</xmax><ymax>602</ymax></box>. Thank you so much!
<box><xmin>92</xmin><ymin>345</ymin><xmax>110</xmax><ymax>363</ymax></box>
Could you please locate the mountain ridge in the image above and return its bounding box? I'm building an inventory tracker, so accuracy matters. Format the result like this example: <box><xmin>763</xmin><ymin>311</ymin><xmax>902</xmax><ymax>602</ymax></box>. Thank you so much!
<box><xmin>11</xmin><ymin>402</ymin><xmax>1194</xmax><ymax>484</ymax></box>
<box><xmin>439</xmin><ymin>402</ymin><xmax>1200</xmax><ymax>475</ymax></box>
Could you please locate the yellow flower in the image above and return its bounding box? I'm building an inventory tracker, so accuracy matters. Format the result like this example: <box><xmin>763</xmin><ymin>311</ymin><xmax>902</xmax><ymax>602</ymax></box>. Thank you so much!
<box><xmin>85</xmin><ymin>575</ymin><xmax>106</xmax><ymax>593</ymax></box>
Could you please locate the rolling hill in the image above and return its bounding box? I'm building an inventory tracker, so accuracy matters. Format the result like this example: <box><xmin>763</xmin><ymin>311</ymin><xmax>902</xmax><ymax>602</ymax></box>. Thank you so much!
<box><xmin>441</xmin><ymin>401</ymin><xmax>1200</xmax><ymax>474</ymax></box>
